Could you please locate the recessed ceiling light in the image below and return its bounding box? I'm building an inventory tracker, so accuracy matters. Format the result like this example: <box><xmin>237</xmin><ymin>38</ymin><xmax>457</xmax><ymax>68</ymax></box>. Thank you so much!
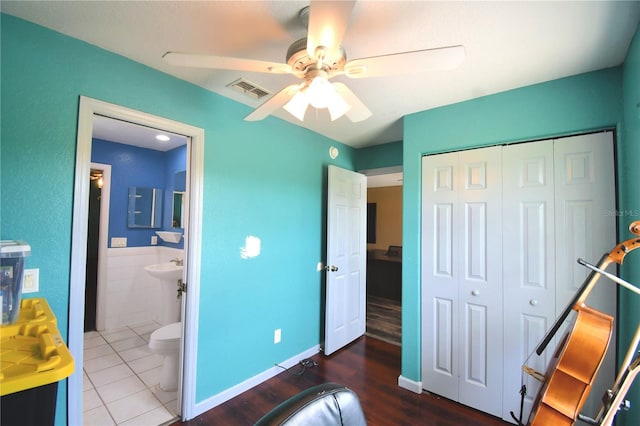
<box><xmin>156</xmin><ymin>134</ymin><xmax>170</xmax><ymax>142</ymax></box>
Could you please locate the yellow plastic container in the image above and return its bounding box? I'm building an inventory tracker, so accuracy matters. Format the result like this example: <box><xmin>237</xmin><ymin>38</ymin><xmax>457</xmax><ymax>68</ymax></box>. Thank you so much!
<box><xmin>1</xmin><ymin>297</ymin><xmax>57</xmax><ymax>336</ymax></box>
<box><xmin>0</xmin><ymin>298</ymin><xmax>74</xmax><ymax>395</ymax></box>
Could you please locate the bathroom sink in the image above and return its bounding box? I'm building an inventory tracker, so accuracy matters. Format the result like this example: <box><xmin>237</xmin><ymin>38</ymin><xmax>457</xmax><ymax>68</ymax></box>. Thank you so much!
<box><xmin>144</xmin><ymin>263</ymin><xmax>183</xmax><ymax>281</ymax></box>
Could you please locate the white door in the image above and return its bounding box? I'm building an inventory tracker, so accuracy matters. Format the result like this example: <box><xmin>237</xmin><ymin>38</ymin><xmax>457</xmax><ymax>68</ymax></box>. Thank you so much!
<box><xmin>457</xmin><ymin>147</ymin><xmax>504</xmax><ymax>416</ymax></box>
<box><xmin>422</xmin><ymin>151</ymin><xmax>460</xmax><ymax>401</ymax></box>
<box><xmin>553</xmin><ymin>132</ymin><xmax>616</xmax><ymax>421</ymax></box>
<box><xmin>422</xmin><ymin>146</ymin><xmax>504</xmax><ymax>416</ymax></box>
<box><xmin>324</xmin><ymin>165</ymin><xmax>367</xmax><ymax>356</ymax></box>
<box><xmin>502</xmin><ymin>140</ymin><xmax>557</xmax><ymax>421</ymax></box>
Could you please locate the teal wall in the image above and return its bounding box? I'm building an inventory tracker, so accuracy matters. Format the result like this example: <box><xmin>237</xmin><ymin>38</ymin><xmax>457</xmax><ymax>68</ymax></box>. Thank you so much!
<box><xmin>619</xmin><ymin>23</ymin><xmax>640</xmax><ymax>426</ymax></box>
<box><xmin>402</xmin><ymin>25</ymin><xmax>640</xmax><ymax>424</ymax></box>
<box><xmin>0</xmin><ymin>14</ymin><xmax>355</xmax><ymax>424</ymax></box>
<box><xmin>355</xmin><ymin>140</ymin><xmax>403</xmax><ymax>171</ymax></box>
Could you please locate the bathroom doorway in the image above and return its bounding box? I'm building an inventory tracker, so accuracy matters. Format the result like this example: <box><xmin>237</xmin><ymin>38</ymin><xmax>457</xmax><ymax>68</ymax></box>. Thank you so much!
<box><xmin>89</xmin><ymin>116</ymin><xmax>188</xmax><ymax>333</ymax></box>
<box><xmin>83</xmin><ymin>117</ymin><xmax>188</xmax><ymax>423</ymax></box>
<box><xmin>69</xmin><ymin>97</ymin><xmax>204</xmax><ymax>425</ymax></box>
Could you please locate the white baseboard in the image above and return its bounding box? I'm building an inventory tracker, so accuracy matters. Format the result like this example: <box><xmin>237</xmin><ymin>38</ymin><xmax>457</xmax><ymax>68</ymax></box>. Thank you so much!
<box><xmin>398</xmin><ymin>374</ymin><xmax>422</xmax><ymax>394</ymax></box>
<box><xmin>191</xmin><ymin>345</ymin><xmax>320</xmax><ymax>420</ymax></box>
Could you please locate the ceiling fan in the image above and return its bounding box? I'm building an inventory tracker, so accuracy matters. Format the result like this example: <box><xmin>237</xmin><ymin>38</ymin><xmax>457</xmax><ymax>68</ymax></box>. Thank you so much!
<box><xmin>163</xmin><ymin>1</ymin><xmax>464</xmax><ymax>123</ymax></box>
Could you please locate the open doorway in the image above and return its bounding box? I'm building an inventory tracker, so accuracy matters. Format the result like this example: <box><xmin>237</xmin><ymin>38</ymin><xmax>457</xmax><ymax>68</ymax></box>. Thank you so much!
<box><xmin>83</xmin><ymin>116</ymin><xmax>188</xmax><ymax>424</ymax></box>
<box><xmin>68</xmin><ymin>97</ymin><xmax>204</xmax><ymax>425</ymax></box>
<box><xmin>362</xmin><ymin>167</ymin><xmax>403</xmax><ymax>346</ymax></box>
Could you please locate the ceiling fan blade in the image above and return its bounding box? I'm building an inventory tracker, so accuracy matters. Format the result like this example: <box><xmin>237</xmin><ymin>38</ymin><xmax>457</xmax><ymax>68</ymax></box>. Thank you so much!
<box><xmin>163</xmin><ymin>52</ymin><xmax>292</xmax><ymax>74</ymax></box>
<box><xmin>306</xmin><ymin>1</ymin><xmax>355</xmax><ymax>60</ymax></box>
<box><xmin>333</xmin><ymin>83</ymin><xmax>371</xmax><ymax>122</ymax></box>
<box><xmin>344</xmin><ymin>45</ymin><xmax>465</xmax><ymax>78</ymax></box>
<box><xmin>244</xmin><ymin>84</ymin><xmax>302</xmax><ymax>121</ymax></box>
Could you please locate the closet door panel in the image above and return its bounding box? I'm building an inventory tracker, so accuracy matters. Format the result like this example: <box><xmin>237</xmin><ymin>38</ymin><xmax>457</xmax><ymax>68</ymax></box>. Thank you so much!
<box><xmin>422</xmin><ymin>152</ymin><xmax>460</xmax><ymax>401</ymax></box>
<box><xmin>554</xmin><ymin>132</ymin><xmax>616</xmax><ymax>421</ymax></box>
<box><xmin>457</xmin><ymin>147</ymin><xmax>503</xmax><ymax>417</ymax></box>
<box><xmin>502</xmin><ymin>140</ymin><xmax>555</xmax><ymax>422</ymax></box>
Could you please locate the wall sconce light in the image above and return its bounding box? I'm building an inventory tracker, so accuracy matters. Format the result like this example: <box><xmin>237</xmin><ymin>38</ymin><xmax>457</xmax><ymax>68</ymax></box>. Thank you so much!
<box><xmin>90</xmin><ymin>172</ymin><xmax>103</xmax><ymax>189</ymax></box>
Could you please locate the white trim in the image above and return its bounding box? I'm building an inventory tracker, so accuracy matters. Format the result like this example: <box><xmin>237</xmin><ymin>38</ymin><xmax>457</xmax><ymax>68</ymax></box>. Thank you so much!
<box><xmin>193</xmin><ymin>345</ymin><xmax>320</xmax><ymax>418</ymax></box>
<box><xmin>180</xmin><ymin>104</ymin><xmax>205</xmax><ymax>420</ymax></box>
<box><xmin>68</xmin><ymin>98</ymin><xmax>93</xmax><ymax>426</ymax></box>
<box><xmin>69</xmin><ymin>96</ymin><xmax>205</xmax><ymax>424</ymax></box>
<box><xmin>398</xmin><ymin>375</ymin><xmax>422</xmax><ymax>394</ymax></box>
<box><xmin>358</xmin><ymin>166</ymin><xmax>403</xmax><ymax>176</ymax></box>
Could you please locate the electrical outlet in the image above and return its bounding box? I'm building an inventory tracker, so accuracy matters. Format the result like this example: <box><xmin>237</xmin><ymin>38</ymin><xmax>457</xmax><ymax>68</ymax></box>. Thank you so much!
<box><xmin>274</xmin><ymin>328</ymin><xmax>281</xmax><ymax>344</ymax></box>
<box><xmin>23</xmin><ymin>268</ymin><xmax>39</xmax><ymax>293</ymax></box>
<box><xmin>111</xmin><ymin>237</ymin><xmax>127</xmax><ymax>248</ymax></box>
<box><xmin>151</xmin><ymin>236</ymin><xmax>158</xmax><ymax>245</ymax></box>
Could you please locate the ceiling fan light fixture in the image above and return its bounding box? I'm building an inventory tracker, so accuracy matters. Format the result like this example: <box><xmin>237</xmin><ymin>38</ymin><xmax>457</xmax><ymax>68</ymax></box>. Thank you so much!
<box><xmin>327</xmin><ymin>89</ymin><xmax>350</xmax><ymax>121</ymax></box>
<box><xmin>306</xmin><ymin>76</ymin><xmax>333</xmax><ymax>109</ymax></box>
<box><xmin>283</xmin><ymin>90</ymin><xmax>309</xmax><ymax>121</ymax></box>
<box><xmin>307</xmin><ymin>76</ymin><xmax>351</xmax><ymax>120</ymax></box>
<box><xmin>328</xmin><ymin>93</ymin><xmax>351</xmax><ymax>121</ymax></box>
<box><xmin>283</xmin><ymin>76</ymin><xmax>351</xmax><ymax>122</ymax></box>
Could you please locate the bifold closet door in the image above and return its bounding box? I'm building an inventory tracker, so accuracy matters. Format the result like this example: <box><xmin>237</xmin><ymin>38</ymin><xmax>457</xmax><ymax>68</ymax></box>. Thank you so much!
<box><xmin>500</xmin><ymin>133</ymin><xmax>616</xmax><ymax>423</ymax></box>
<box><xmin>421</xmin><ymin>146</ymin><xmax>503</xmax><ymax>417</ymax></box>
<box><xmin>422</xmin><ymin>132</ymin><xmax>616</xmax><ymax>423</ymax></box>
<box><xmin>553</xmin><ymin>132</ymin><xmax>616</xmax><ymax>421</ymax></box>
<box><xmin>501</xmin><ymin>140</ymin><xmax>557</xmax><ymax>421</ymax></box>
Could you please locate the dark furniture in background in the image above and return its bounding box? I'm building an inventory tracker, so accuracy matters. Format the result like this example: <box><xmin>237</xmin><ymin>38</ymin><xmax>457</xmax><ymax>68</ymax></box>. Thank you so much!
<box><xmin>367</xmin><ymin>246</ymin><xmax>402</xmax><ymax>301</ymax></box>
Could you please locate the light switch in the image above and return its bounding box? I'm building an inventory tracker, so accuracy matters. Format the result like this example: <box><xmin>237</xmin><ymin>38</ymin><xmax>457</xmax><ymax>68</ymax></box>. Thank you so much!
<box><xmin>23</xmin><ymin>268</ymin><xmax>39</xmax><ymax>293</ymax></box>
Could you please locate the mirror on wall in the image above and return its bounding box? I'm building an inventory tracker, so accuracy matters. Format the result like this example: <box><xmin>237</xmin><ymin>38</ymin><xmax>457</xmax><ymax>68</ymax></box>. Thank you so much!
<box><xmin>173</xmin><ymin>170</ymin><xmax>186</xmax><ymax>229</ymax></box>
<box><xmin>127</xmin><ymin>186</ymin><xmax>162</xmax><ymax>228</ymax></box>
<box><xmin>173</xmin><ymin>191</ymin><xmax>185</xmax><ymax>228</ymax></box>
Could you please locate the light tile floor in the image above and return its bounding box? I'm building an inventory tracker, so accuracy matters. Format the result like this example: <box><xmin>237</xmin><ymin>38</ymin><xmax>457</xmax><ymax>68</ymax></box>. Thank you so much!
<box><xmin>83</xmin><ymin>321</ymin><xmax>179</xmax><ymax>425</ymax></box>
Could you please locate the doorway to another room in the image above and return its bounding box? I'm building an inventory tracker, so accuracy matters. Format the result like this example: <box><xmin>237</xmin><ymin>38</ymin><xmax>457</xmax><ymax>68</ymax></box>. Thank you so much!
<box><xmin>364</xmin><ymin>168</ymin><xmax>403</xmax><ymax>346</ymax></box>
<box><xmin>69</xmin><ymin>97</ymin><xmax>204</xmax><ymax>426</ymax></box>
<box><xmin>82</xmin><ymin>116</ymin><xmax>189</xmax><ymax>425</ymax></box>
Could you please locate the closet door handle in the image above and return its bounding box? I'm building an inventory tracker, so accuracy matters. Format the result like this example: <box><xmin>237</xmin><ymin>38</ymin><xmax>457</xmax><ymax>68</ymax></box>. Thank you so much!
<box><xmin>471</xmin><ymin>289</ymin><xmax>480</xmax><ymax>296</ymax></box>
<box><xmin>529</xmin><ymin>299</ymin><xmax>538</xmax><ymax>306</ymax></box>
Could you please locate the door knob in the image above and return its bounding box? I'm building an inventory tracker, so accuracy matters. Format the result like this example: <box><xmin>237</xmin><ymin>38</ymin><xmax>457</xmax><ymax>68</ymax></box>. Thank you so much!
<box><xmin>529</xmin><ymin>299</ymin><xmax>538</xmax><ymax>306</ymax></box>
<box><xmin>471</xmin><ymin>289</ymin><xmax>480</xmax><ymax>296</ymax></box>
<box><xmin>325</xmin><ymin>265</ymin><xmax>339</xmax><ymax>272</ymax></box>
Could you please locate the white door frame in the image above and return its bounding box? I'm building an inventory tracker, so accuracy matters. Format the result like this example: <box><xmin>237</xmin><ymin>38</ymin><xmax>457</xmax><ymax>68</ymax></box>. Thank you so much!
<box><xmin>69</xmin><ymin>96</ymin><xmax>204</xmax><ymax>423</ymax></box>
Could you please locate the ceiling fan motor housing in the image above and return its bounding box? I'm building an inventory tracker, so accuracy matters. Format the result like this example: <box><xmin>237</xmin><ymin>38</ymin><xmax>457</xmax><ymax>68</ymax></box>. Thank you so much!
<box><xmin>286</xmin><ymin>37</ymin><xmax>346</xmax><ymax>75</ymax></box>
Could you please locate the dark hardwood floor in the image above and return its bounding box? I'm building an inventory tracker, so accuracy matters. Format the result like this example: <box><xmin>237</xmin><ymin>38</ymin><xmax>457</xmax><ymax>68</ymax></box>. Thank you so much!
<box><xmin>172</xmin><ymin>336</ymin><xmax>511</xmax><ymax>426</ymax></box>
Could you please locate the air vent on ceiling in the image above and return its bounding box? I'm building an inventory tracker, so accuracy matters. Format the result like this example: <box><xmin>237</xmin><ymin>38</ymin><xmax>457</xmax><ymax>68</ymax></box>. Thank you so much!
<box><xmin>227</xmin><ymin>78</ymin><xmax>271</xmax><ymax>100</ymax></box>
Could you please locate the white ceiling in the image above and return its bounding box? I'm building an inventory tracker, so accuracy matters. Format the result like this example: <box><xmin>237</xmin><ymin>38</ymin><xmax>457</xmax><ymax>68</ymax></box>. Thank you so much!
<box><xmin>3</xmin><ymin>1</ymin><xmax>639</xmax><ymax>150</ymax></box>
<box><xmin>93</xmin><ymin>115</ymin><xmax>188</xmax><ymax>151</ymax></box>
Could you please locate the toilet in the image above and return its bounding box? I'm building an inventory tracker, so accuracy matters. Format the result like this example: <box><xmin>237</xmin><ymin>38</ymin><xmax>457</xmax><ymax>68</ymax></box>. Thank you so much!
<box><xmin>149</xmin><ymin>321</ymin><xmax>182</xmax><ymax>391</ymax></box>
